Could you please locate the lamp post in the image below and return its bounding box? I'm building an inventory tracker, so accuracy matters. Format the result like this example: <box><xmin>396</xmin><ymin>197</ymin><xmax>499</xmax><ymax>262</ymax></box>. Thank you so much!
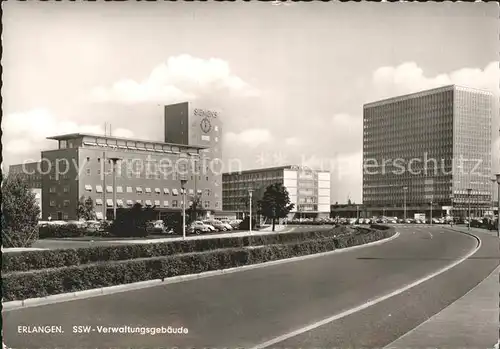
<box><xmin>101</xmin><ymin>151</ymin><xmax>106</xmax><ymax>221</ymax></box>
<box><xmin>467</xmin><ymin>188</ymin><xmax>472</xmax><ymax>230</ymax></box>
<box><xmin>403</xmin><ymin>186</ymin><xmax>408</xmax><ymax>221</ymax></box>
<box><xmin>496</xmin><ymin>174</ymin><xmax>500</xmax><ymax>238</ymax></box>
<box><xmin>180</xmin><ymin>179</ymin><xmax>187</xmax><ymax>240</ymax></box>
<box><xmin>356</xmin><ymin>205</ymin><xmax>359</xmax><ymax>221</ymax></box>
<box><xmin>248</xmin><ymin>188</ymin><xmax>254</xmax><ymax>232</ymax></box>
<box><xmin>429</xmin><ymin>201</ymin><xmax>433</xmax><ymax>225</ymax></box>
<box><xmin>108</xmin><ymin>157</ymin><xmax>121</xmax><ymax>220</ymax></box>
<box><xmin>491</xmin><ymin>178</ymin><xmax>496</xmax><ymax>216</ymax></box>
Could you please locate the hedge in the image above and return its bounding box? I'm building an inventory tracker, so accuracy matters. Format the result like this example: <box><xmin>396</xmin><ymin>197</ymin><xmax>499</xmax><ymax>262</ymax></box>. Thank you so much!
<box><xmin>2</xmin><ymin>227</ymin><xmax>394</xmax><ymax>301</ymax></box>
<box><xmin>2</xmin><ymin>226</ymin><xmax>358</xmax><ymax>273</ymax></box>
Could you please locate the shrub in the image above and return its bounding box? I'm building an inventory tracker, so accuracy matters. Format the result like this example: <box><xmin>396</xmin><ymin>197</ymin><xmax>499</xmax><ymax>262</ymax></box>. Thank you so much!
<box><xmin>109</xmin><ymin>204</ymin><xmax>156</xmax><ymax>237</ymax></box>
<box><xmin>238</xmin><ymin>216</ymin><xmax>258</xmax><ymax>230</ymax></box>
<box><xmin>2</xmin><ymin>225</ymin><xmax>373</xmax><ymax>273</ymax></box>
<box><xmin>2</xmin><ymin>227</ymin><xmax>395</xmax><ymax>301</ymax></box>
<box><xmin>1</xmin><ymin>174</ymin><xmax>40</xmax><ymax>248</ymax></box>
<box><xmin>38</xmin><ymin>224</ymin><xmax>88</xmax><ymax>239</ymax></box>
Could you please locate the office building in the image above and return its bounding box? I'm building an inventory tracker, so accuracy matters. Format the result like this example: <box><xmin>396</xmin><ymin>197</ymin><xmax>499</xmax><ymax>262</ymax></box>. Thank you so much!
<box><xmin>8</xmin><ymin>162</ymin><xmax>42</xmax><ymax>218</ymax></box>
<box><xmin>363</xmin><ymin>85</ymin><xmax>493</xmax><ymax>218</ymax></box>
<box><xmin>38</xmin><ymin>103</ymin><xmax>222</xmax><ymax>221</ymax></box>
<box><xmin>222</xmin><ymin>165</ymin><xmax>331</xmax><ymax>219</ymax></box>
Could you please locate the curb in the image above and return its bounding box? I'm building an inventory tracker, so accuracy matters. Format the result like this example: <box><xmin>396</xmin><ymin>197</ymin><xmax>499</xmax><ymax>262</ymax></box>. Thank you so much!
<box><xmin>2</xmin><ymin>231</ymin><xmax>400</xmax><ymax>311</ymax></box>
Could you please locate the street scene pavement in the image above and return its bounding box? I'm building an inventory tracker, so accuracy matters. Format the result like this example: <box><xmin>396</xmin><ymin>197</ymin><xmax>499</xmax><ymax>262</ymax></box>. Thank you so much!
<box><xmin>3</xmin><ymin>225</ymin><xmax>498</xmax><ymax>348</ymax></box>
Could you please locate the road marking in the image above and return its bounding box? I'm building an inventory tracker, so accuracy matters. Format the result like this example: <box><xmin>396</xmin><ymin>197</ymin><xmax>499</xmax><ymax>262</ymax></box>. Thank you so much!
<box><xmin>384</xmin><ymin>264</ymin><xmax>500</xmax><ymax>348</ymax></box>
<box><xmin>249</xmin><ymin>231</ymin><xmax>481</xmax><ymax>349</ymax></box>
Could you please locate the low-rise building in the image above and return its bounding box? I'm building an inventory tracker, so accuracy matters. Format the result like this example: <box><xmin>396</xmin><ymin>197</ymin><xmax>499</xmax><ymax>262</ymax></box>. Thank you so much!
<box><xmin>223</xmin><ymin>165</ymin><xmax>331</xmax><ymax>219</ymax></box>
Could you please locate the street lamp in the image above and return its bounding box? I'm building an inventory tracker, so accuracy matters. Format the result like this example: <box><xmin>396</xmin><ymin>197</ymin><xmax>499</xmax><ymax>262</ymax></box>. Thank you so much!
<box><xmin>403</xmin><ymin>186</ymin><xmax>408</xmax><ymax>221</ymax></box>
<box><xmin>490</xmin><ymin>177</ymin><xmax>497</xmax><ymax>216</ymax></box>
<box><xmin>429</xmin><ymin>201</ymin><xmax>433</xmax><ymax>225</ymax></box>
<box><xmin>248</xmin><ymin>188</ymin><xmax>254</xmax><ymax>232</ymax></box>
<box><xmin>467</xmin><ymin>188</ymin><xmax>472</xmax><ymax>230</ymax></box>
<box><xmin>496</xmin><ymin>174</ymin><xmax>500</xmax><ymax>238</ymax></box>
<box><xmin>180</xmin><ymin>179</ymin><xmax>187</xmax><ymax>240</ymax></box>
<box><xmin>108</xmin><ymin>157</ymin><xmax>121</xmax><ymax>220</ymax></box>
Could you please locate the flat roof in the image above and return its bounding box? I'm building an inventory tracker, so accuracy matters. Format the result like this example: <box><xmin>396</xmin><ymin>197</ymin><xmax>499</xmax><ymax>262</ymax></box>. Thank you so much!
<box><xmin>223</xmin><ymin>165</ymin><xmax>329</xmax><ymax>176</ymax></box>
<box><xmin>46</xmin><ymin>133</ymin><xmax>207</xmax><ymax>150</ymax></box>
<box><xmin>364</xmin><ymin>84</ymin><xmax>493</xmax><ymax>108</ymax></box>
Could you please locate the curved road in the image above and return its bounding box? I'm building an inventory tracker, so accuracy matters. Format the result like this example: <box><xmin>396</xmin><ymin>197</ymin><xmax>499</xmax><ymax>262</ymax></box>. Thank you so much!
<box><xmin>3</xmin><ymin>225</ymin><xmax>498</xmax><ymax>349</ymax></box>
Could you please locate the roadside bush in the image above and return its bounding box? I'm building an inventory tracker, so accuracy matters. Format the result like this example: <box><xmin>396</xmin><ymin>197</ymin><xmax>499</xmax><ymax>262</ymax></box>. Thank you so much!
<box><xmin>109</xmin><ymin>204</ymin><xmax>156</xmax><ymax>238</ymax></box>
<box><xmin>2</xmin><ymin>227</ymin><xmax>395</xmax><ymax>301</ymax></box>
<box><xmin>238</xmin><ymin>216</ymin><xmax>258</xmax><ymax>230</ymax></box>
<box><xmin>1</xmin><ymin>225</ymin><xmax>383</xmax><ymax>273</ymax></box>
<box><xmin>38</xmin><ymin>224</ymin><xmax>88</xmax><ymax>239</ymax></box>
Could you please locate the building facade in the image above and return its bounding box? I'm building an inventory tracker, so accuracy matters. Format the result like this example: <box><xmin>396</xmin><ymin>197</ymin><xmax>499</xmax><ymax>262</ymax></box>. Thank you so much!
<box><xmin>222</xmin><ymin>165</ymin><xmax>331</xmax><ymax>219</ymax></box>
<box><xmin>38</xmin><ymin>102</ymin><xmax>223</xmax><ymax>221</ymax></box>
<box><xmin>8</xmin><ymin>162</ymin><xmax>42</xmax><ymax>218</ymax></box>
<box><xmin>363</xmin><ymin>85</ymin><xmax>493</xmax><ymax>218</ymax></box>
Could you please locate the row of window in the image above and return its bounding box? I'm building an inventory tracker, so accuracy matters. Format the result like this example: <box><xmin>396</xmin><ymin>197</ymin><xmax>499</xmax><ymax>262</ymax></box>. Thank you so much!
<box><xmin>49</xmin><ymin>199</ymin><xmax>221</xmax><ymax>209</ymax></box>
<box><xmin>82</xmin><ymin>185</ymin><xmax>212</xmax><ymax>196</ymax></box>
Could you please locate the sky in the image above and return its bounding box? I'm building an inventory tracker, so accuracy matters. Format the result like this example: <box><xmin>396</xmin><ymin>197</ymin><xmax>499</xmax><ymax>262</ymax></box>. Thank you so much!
<box><xmin>2</xmin><ymin>1</ymin><xmax>499</xmax><ymax>203</ymax></box>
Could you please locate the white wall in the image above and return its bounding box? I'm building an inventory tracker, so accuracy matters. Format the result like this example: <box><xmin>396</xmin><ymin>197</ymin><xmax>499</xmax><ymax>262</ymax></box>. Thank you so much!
<box><xmin>318</xmin><ymin>188</ymin><xmax>330</xmax><ymax>197</ymax></box>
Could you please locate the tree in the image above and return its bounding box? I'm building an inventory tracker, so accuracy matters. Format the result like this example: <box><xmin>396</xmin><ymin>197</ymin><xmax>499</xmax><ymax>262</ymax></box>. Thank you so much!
<box><xmin>257</xmin><ymin>183</ymin><xmax>295</xmax><ymax>232</ymax></box>
<box><xmin>77</xmin><ymin>196</ymin><xmax>96</xmax><ymax>220</ymax></box>
<box><xmin>186</xmin><ymin>193</ymin><xmax>203</xmax><ymax>223</ymax></box>
<box><xmin>1</xmin><ymin>173</ymin><xmax>40</xmax><ymax>247</ymax></box>
<box><xmin>109</xmin><ymin>203</ymin><xmax>156</xmax><ymax>237</ymax></box>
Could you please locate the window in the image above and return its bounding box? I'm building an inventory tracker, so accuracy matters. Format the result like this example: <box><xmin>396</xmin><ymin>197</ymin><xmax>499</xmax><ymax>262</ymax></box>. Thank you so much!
<box><xmin>163</xmin><ymin>200</ymin><xmax>169</xmax><ymax>207</ymax></box>
<box><xmin>116</xmin><ymin>186</ymin><xmax>123</xmax><ymax>193</ymax></box>
<box><xmin>163</xmin><ymin>188</ymin><xmax>170</xmax><ymax>195</ymax></box>
<box><xmin>172</xmin><ymin>200</ymin><xmax>178</xmax><ymax>208</ymax></box>
<box><xmin>50</xmin><ymin>200</ymin><xmax>56</xmax><ymax>207</ymax></box>
<box><xmin>63</xmin><ymin>186</ymin><xmax>69</xmax><ymax>193</ymax></box>
<box><xmin>155</xmin><ymin>188</ymin><xmax>161</xmax><ymax>195</ymax></box>
<box><xmin>49</xmin><ymin>187</ymin><xmax>56</xmax><ymax>193</ymax></box>
<box><xmin>189</xmin><ymin>189</ymin><xmax>194</xmax><ymax>195</ymax></box>
<box><xmin>204</xmin><ymin>201</ymin><xmax>210</xmax><ymax>209</ymax></box>
<box><xmin>63</xmin><ymin>200</ymin><xmax>70</xmax><ymax>207</ymax></box>
<box><xmin>96</xmin><ymin>185</ymin><xmax>103</xmax><ymax>193</ymax></box>
<box><xmin>126</xmin><ymin>186</ymin><xmax>133</xmax><ymax>193</ymax></box>
<box><xmin>154</xmin><ymin>200</ymin><xmax>160</xmax><ymax>206</ymax></box>
<box><xmin>95</xmin><ymin>199</ymin><xmax>103</xmax><ymax>206</ymax></box>
<box><xmin>86</xmin><ymin>168</ymin><xmax>91</xmax><ymax>176</ymax></box>
<box><xmin>106</xmin><ymin>186</ymin><xmax>113</xmax><ymax>193</ymax></box>
<box><xmin>172</xmin><ymin>189</ymin><xmax>179</xmax><ymax>196</ymax></box>
<box><xmin>136</xmin><ymin>187</ymin><xmax>143</xmax><ymax>194</ymax></box>
<box><xmin>126</xmin><ymin>200</ymin><xmax>133</xmax><ymax>206</ymax></box>
<box><xmin>117</xmin><ymin>199</ymin><xmax>124</xmax><ymax>207</ymax></box>
<box><xmin>145</xmin><ymin>188</ymin><xmax>152</xmax><ymax>194</ymax></box>
<box><xmin>84</xmin><ymin>185</ymin><xmax>92</xmax><ymax>192</ymax></box>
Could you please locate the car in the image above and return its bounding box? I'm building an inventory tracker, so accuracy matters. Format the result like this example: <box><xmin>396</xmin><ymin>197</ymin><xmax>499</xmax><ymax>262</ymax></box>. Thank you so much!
<box><xmin>219</xmin><ymin>220</ymin><xmax>234</xmax><ymax>230</ymax></box>
<box><xmin>193</xmin><ymin>220</ymin><xmax>215</xmax><ymax>232</ymax></box>
<box><xmin>204</xmin><ymin>220</ymin><xmax>227</xmax><ymax>232</ymax></box>
<box><xmin>187</xmin><ymin>222</ymin><xmax>211</xmax><ymax>235</ymax></box>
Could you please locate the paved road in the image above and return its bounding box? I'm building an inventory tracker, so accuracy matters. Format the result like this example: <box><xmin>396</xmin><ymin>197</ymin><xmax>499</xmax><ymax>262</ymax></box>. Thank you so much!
<box><xmin>3</xmin><ymin>225</ymin><xmax>498</xmax><ymax>349</ymax></box>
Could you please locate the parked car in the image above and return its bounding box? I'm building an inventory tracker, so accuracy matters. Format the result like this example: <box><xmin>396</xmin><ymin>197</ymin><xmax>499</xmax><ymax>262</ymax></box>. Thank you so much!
<box><xmin>219</xmin><ymin>221</ymin><xmax>234</xmax><ymax>230</ymax></box>
<box><xmin>203</xmin><ymin>220</ymin><xmax>227</xmax><ymax>232</ymax></box>
<box><xmin>187</xmin><ymin>221</ymin><xmax>211</xmax><ymax>235</ymax></box>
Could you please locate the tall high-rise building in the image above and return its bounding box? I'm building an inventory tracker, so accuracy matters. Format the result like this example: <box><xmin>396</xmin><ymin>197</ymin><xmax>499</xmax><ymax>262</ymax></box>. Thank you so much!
<box><xmin>363</xmin><ymin>85</ymin><xmax>493</xmax><ymax>218</ymax></box>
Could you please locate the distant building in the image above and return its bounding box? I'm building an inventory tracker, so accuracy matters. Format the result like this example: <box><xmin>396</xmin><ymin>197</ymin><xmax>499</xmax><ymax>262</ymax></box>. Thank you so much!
<box><xmin>8</xmin><ymin>162</ymin><xmax>42</xmax><ymax>218</ymax></box>
<box><xmin>223</xmin><ymin>165</ymin><xmax>331</xmax><ymax>219</ymax></box>
<box><xmin>363</xmin><ymin>85</ymin><xmax>493</xmax><ymax>218</ymax></box>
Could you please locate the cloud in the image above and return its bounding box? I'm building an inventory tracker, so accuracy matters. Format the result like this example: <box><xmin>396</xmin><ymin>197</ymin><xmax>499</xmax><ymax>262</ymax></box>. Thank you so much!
<box><xmin>285</xmin><ymin>137</ymin><xmax>302</xmax><ymax>147</ymax></box>
<box><xmin>2</xmin><ymin>108</ymin><xmax>134</xmax><ymax>160</ymax></box>
<box><xmin>89</xmin><ymin>54</ymin><xmax>260</xmax><ymax>104</ymax></box>
<box><xmin>224</xmin><ymin>128</ymin><xmax>273</xmax><ymax>148</ymax></box>
<box><xmin>372</xmin><ymin>61</ymin><xmax>499</xmax><ymax>97</ymax></box>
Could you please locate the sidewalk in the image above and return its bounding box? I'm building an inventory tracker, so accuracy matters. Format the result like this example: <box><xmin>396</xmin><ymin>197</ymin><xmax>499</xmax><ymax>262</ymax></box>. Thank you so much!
<box><xmin>386</xmin><ymin>266</ymin><xmax>499</xmax><ymax>349</ymax></box>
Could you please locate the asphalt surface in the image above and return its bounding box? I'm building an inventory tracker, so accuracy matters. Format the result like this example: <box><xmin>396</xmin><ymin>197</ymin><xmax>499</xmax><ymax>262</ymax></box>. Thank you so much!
<box><xmin>3</xmin><ymin>225</ymin><xmax>498</xmax><ymax>349</ymax></box>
